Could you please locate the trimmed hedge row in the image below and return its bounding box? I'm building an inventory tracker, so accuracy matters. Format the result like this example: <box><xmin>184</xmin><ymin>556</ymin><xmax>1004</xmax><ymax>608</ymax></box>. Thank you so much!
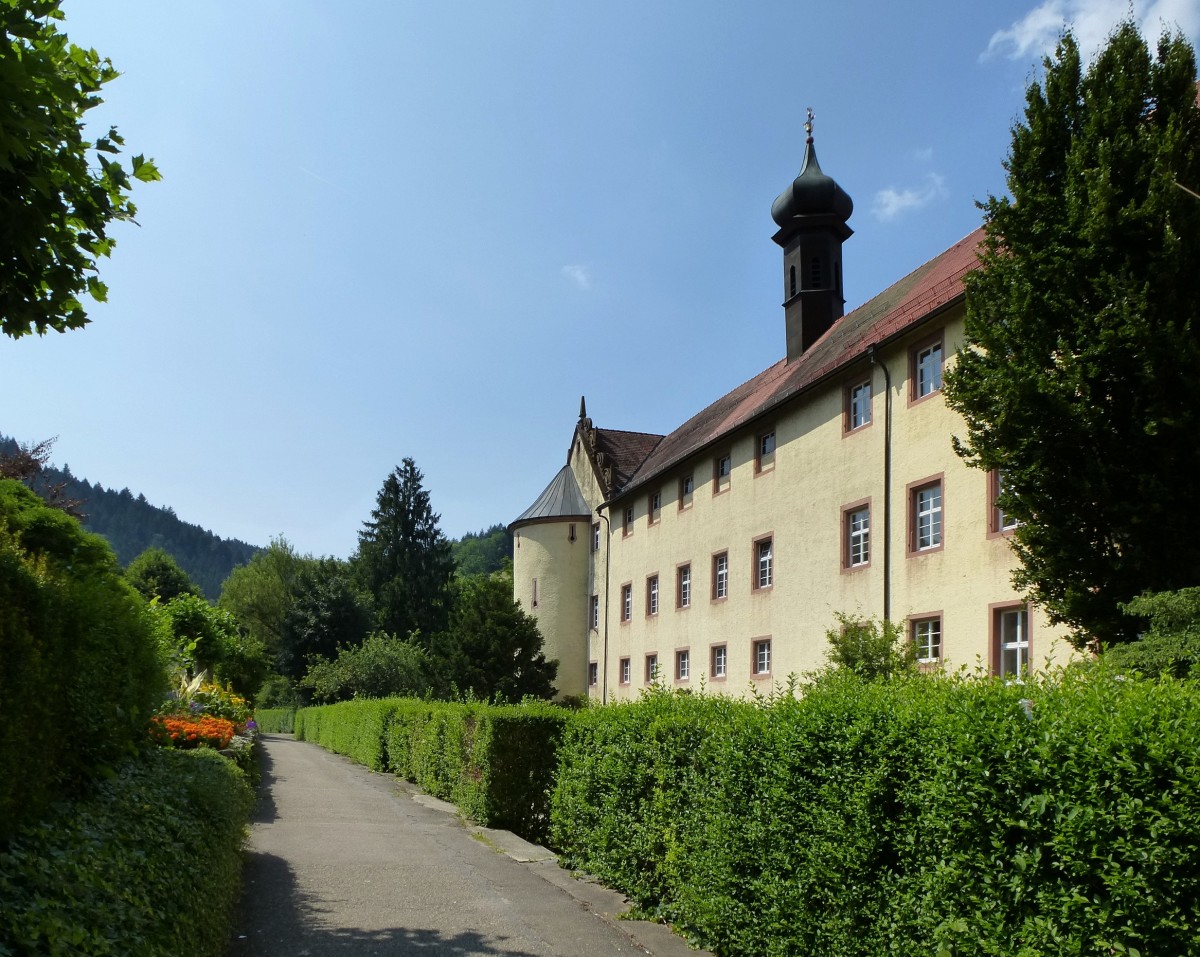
<box><xmin>549</xmin><ymin>671</ymin><xmax>1200</xmax><ymax>957</ymax></box>
<box><xmin>0</xmin><ymin>747</ymin><xmax>253</xmax><ymax>957</ymax></box>
<box><xmin>294</xmin><ymin>698</ymin><xmax>569</xmax><ymax>843</ymax></box>
<box><xmin>0</xmin><ymin>481</ymin><xmax>165</xmax><ymax>841</ymax></box>
<box><xmin>254</xmin><ymin>708</ymin><xmax>296</xmax><ymax>733</ymax></box>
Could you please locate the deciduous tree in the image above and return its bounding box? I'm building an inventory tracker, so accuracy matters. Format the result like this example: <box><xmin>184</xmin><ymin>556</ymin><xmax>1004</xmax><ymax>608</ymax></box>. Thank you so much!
<box><xmin>945</xmin><ymin>23</ymin><xmax>1200</xmax><ymax>644</ymax></box>
<box><xmin>125</xmin><ymin>546</ymin><xmax>201</xmax><ymax>603</ymax></box>
<box><xmin>1</xmin><ymin>0</ymin><xmax>160</xmax><ymax>338</ymax></box>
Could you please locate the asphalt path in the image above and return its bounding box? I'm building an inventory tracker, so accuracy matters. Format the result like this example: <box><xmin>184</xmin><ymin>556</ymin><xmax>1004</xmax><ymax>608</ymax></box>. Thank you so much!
<box><xmin>227</xmin><ymin>734</ymin><xmax>707</xmax><ymax>957</ymax></box>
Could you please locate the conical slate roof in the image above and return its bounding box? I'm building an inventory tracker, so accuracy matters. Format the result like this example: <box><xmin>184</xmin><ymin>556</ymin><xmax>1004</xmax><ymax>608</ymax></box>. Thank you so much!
<box><xmin>510</xmin><ymin>464</ymin><xmax>590</xmax><ymax>527</ymax></box>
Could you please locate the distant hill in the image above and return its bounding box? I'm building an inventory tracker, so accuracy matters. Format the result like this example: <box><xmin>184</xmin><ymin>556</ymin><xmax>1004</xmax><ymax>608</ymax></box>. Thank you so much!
<box><xmin>451</xmin><ymin>523</ymin><xmax>513</xmax><ymax>577</ymax></box>
<box><xmin>1</xmin><ymin>435</ymin><xmax>260</xmax><ymax>599</ymax></box>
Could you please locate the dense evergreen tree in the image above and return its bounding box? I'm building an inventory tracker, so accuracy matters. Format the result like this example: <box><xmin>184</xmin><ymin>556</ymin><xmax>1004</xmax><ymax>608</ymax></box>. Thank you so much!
<box><xmin>125</xmin><ymin>546</ymin><xmax>201</xmax><ymax>603</ymax></box>
<box><xmin>944</xmin><ymin>24</ymin><xmax>1200</xmax><ymax>644</ymax></box>
<box><xmin>451</xmin><ymin>523</ymin><xmax>513</xmax><ymax>577</ymax></box>
<box><xmin>430</xmin><ymin>566</ymin><xmax>557</xmax><ymax>701</ymax></box>
<box><xmin>355</xmin><ymin>459</ymin><xmax>456</xmax><ymax>644</ymax></box>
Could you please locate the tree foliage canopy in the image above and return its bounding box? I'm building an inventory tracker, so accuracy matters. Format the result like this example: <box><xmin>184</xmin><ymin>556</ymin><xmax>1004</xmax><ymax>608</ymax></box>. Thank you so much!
<box><xmin>355</xmin><ymin>458</ymin><xmax>456</xmax><ymax>643</ymax></box>
<box><xmin>1</xmin><ymin>0</ymin><xmax>160</xmax><ymax>337</ymax></box>
<box><xmin>945</xmin><ymin>23</ymin><xmax>1200</xmax><ymax>644</ymax></box>
<box><xmin>430</xmin><ymin>566</ymin><xmax>557</xmax><ymax>701</ymax></box>
<box><xmin>125</xmin><ymin>546</ymin><xmax>201</xmax><ymax>603</ymax></box>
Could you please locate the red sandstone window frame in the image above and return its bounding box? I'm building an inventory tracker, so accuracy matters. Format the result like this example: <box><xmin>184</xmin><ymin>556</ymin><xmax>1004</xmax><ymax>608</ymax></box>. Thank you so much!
<box><xmin>907</xmin><ymin>474</ymin><xmax>945</xmax><ymax>557</ymax></box>
<box><xmin>842</xmin><ymin>498</ymin><xmax>871</xmax><ymax>571</ymax></box>
<box><xmin>908</xmin><ymin>331</ymin><xmax>945</xmax><ymax>406</ymax></box>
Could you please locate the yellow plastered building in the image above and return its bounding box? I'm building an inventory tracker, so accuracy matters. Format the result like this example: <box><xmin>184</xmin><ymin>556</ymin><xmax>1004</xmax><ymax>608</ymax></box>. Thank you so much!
<box><xmin>511</xmin><ymin>130</ymin><xmax>1072</xmax><ymax>701</ymax></box>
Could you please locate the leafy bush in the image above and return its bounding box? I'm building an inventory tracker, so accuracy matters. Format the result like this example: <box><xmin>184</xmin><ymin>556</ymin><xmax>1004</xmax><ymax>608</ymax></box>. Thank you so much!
<box><xmin>0</xmin><ymin>479</ymin><xmax>165</xmax><ymax>841</ymax></box>
<box><xmin>255</xmin><ymin>708</ymin><xmax>296</xmax><ymax>733</ymax></box>
<box><xmin>295</xmin><ymin>696</ymin><xmax>569</xmax><ymax>842</ymax></box>
<box><xmin>550</xmin><ymin>672</ymin><xmax>1200</xmax><ymax>957</ymax></box>
<box><xmin>300</xmin><ymin>631</ymin><xmax>429</xmax><ymax>703</ymax></box>
<box><xmin>1104</xmin><ymin>587</ymin><xmax>1200</xmax><ymax>677</ymax></box>
<box><xmin>0</xmin><ymin>748</ymin><xmax>252</xmax><ymax>957</ymax></box>
<box><xmin>823</xmin><ymin>612</ymin><xmax>916</xmax><ymax>679</ymax></box>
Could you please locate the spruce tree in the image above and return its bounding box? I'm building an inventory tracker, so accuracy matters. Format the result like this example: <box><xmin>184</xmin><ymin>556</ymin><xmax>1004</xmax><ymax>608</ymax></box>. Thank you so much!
<box><xmin>945</xmin><ymin>23</ymin><xmax>1200</xmax><ymax>644</ymax></box>
<box><xmin>355</xmin><ymin>458</ymin><xmax>456</xmax><ymax>643</ymax></box>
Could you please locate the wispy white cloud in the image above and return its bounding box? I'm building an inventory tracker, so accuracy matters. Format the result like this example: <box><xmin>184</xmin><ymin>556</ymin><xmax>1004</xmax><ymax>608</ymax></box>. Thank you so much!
<box><xmin>561</xmin><ymin>264</ymin><xmax>592</xmax><ymax>291</ymax></box>
<box><xmin>872</xmin><ymin>173</ymin><xmax>948</xmax><ymax>221</ymax></box>
<box><xmin>984</xmin><ymin>0</ymin><xmax>1200</xmax><ymax>62</ymax></box>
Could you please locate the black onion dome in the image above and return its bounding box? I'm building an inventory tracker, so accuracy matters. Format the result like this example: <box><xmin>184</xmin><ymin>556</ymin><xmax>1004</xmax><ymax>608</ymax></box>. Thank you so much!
<box><xmin>771</xmin><ymin>138</ymin><xmax>854</xmax><ymax>227</ymax></box>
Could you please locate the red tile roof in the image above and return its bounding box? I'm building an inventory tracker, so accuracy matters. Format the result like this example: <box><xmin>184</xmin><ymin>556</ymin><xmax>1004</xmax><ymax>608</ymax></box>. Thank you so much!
<box><xmin>593</xmin><ymin>428</ymin><xmax>665</xmax><ymax>491</ymax></box>
<box><xmin>623</xmin><ymin>227</ymin><xmax>985</xmax><ymax>492</ymax></box>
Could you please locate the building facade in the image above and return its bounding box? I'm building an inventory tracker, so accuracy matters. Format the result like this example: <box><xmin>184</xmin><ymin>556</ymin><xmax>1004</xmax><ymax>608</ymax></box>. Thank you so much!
<box><xmin>511</xmin><ymin>127</ymin><xmax>1071</xmax><ymax>701</ymax></box>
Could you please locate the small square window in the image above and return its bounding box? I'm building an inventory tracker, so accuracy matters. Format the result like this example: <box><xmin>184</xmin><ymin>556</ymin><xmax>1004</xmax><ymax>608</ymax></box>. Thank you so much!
<box><xmin>619</xmin><ymin>657</ymin><xmax>631</xmax><ymax>685</ymax></box>
<box><xmin>846</xmin><ymin>379</ymin><xmax>872</xmax><ymax>431</ymax></box>
<box><xmin>647</xmin><ymin>575</ymin><xmax>659</xmax><ymax>617</ymax></box>
<box><xmin>645</xmin><ymin>654</ymin><xmax>659</xmax><ymax>683</ymax></box>
<box><xmin>590</xmin><ymin>594</ymin><xmax>599</xmax><ymax>630</ymax></box>
<box><xmin>711</xmin><ymin>644</ymin><xmax>727</xmax><ymax>679</ymax></box>
<box><xmin>911</xmin><ymin>481</ymin><xmax>943</xmax><ymax>552</ymax></box>
<box><xmin>677</xmin><ymin>564</ymin><xmax>691</xmax><ymax>608</ymax></box>
<box><xmin>676</xmin><ymin>649</ymin><xmax>690</xmax><ymax>681</ymax></box>
<box><xmin>623</xmin><ymin>506</ymin><xmax>634</xmax><ymax>536</ymax></box>
<box><xmin>753</xmin><ymin>639</ymin><xmax>772</xmax><ymax>676</ymax></box>
<box><xmin>713</xmin><ymin>551</ymin><xmax>729</xmax><ymax>600</ymax></box>
<box><xmin>680</xmin><ymin>473</ymin><xmax>694</xmax><ymax>509</ymax></box>
<box><xmin>911</xmin><ymin>337</ymin><xmax>944</xmax><ymax>401</ymax></box>
<box><xmin>755</xmin><ymin>537</ymin><xmax>773</xmax><ymax>589</ymax></box>
<box><xmin>592</xmin><ymin>521</ymin><xmax>600</xmax><ymax>552</ymax></box>
<box><xmin>621</xmin><ymin>583</ymin><xmax>632</xmax><ymax>622</ymax></box>
<box><xmin>649</xmin><ymin>490</ymin><xmax>662</xmax><ymax>525</ymax></box>
<box><xmin>757</xmin><ymin>431</ymin><xmax>776</xmax><ymax>472</ymax></box>
<box><xmin>845</xmin><ymin>505</ymin><xmax>870</xmax><ymax>568</ymax></box>
<box><xmin>714</xmin><ymin>453</ymin><xmax>732</xmax><ymax>492</ymax></box>
<box><xmin>588</xmin><ymin>662</ymin><xmax>598</xmax><ymax>686</ymax></box>
<box><xmin>911</xmin><ymin>616</ymin><xmax>942</xmax><ymax>664</ymax></box>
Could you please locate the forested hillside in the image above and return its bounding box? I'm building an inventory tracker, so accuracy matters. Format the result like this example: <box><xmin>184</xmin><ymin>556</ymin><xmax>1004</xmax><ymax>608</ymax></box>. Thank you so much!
<box><xmin>0</xmin><ymin>436</ymin><xmax>260</xmax><ymax>598</ymax></box>
<box><xmin>451</xmin><ymin>523</ymin><xmax>512</xmax><ymax>577</ymax></box>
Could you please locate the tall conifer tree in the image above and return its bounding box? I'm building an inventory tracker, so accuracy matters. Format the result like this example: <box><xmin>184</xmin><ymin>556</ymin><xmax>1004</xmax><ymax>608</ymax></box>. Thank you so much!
<box><xmin>945</xmin><ymin>23</ymin><xmax>1200</xmax><ymax>644</ymax></box>
<box><xmin>355</xmin><ymin>458</ymin><xmax>456</xmax><ymax>643</ymax></box>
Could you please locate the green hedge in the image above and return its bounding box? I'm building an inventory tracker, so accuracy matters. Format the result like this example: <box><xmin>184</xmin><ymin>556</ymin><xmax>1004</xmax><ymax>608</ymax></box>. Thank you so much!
<box><xmin>254</xmin><ymin>708</ymin><xmax>296</xmax><ymax>733</ymax></box>
<box><xmin>550</xmin><ymin>672</ymin><xmax>1200</xmax><ymax>957</ymax></box>
<box><xmin>0</xmin><ymin>747</ymin><xmax>253</xmax><ymax>957</ymax></box>
<box><xmin>0</xmin><ymin>481</ymin><xmax>165</xmax><ymax>841</ymax></box>
<box><xmin>294</xmin><ymin>698</ymin><xmax>569</xmax><ymax>843</ymax></box>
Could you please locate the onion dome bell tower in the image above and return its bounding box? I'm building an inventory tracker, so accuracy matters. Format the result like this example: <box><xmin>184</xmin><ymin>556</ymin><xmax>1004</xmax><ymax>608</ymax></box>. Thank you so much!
<box><xmin>770</xmin><ymin>109</ymin><xmax>854</xmax><ymax>362</ymax></box>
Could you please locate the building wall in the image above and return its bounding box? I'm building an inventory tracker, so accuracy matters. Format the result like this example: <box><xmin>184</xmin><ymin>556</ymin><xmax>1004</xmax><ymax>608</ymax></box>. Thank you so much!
<box><xmin>512</xmin><ymin>516</ymin><xmax>590</xmax><ymax>698</ymax></box>
<box><xmin>591</xmin><ymin>305</ymin><xmax>1073</xmax><ymax>700</ymax></box>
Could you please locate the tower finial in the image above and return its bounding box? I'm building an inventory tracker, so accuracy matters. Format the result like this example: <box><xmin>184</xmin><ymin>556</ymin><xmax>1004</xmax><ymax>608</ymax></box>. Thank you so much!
<box><xmin>579</xmin><ymin>395</ymin><xmax>587</xmax><ymax>420</ymax></box>
<box><xmin>805</xmin><ymin>107</ymin><xmax>814</xmax><ymax>144</ymax></box>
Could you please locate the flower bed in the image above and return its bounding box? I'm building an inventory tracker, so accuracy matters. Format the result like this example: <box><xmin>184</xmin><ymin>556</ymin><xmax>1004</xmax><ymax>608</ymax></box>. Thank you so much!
<box><xmin>150</xmin><ymin>714</ymin><xmax>237</xmax><ymax>749</ymax></box>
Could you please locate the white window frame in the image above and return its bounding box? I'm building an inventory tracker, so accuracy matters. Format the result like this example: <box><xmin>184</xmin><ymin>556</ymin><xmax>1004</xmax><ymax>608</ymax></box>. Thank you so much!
<box><xmin>912</xmin><ymin>617</ymin><xmax>942</xmax><ymax>664</ymax></box>
<box><xmin>621</xmin><ymin>584</ymin><xmax>632</xmax><ymax>622</ymax></box>
<box><xmin>914</xmin><ymin>483</ymin><xmax>942</xmax><ymax>551</ymax></box>
<box><xmin>645</xmin><ymin>654</ymin><xmax>659</xmax><ymax>683</ymax></box>
<box><xmin>848</xmin><ymin>380</ymin><xmax>872</xmax><ymax>430</ymax></box>
<box><xmin>756</xmin><ymin>538</ymin><xmax>773</xmax><ymax>589</ymax></box>
<box><xmin>620</xmin><ymin>657</ymin><xmax>631</xmax><ymax>685</ymax></box>
<box><xmin>997</xmin><ymin>607</ymin><xmax>1030</xmax><ymax>678</ymax></box>
<box><xmin>647</xmin><ymin>575</ymin><xmax>659</xmax><ymax>616</ymax></box>
<box><xmin>678</xmin><ymin>565</ymin><xmax>691</xmax><ymax>608</ymax></box>
<box><xmin>915</xmin><ymin>341</ymin><xmax>943</xmax><ymax>398</ymax></box>
<box><xmin>712</xmin><ymin>644</ymin><xmax>727</xmax><ymax>678</ymax></box>
<box><xmin>754</xmin><ymin>639</ymin><xmax>772</xmax><ymax>675</ymax></box>
<box><xmin>676</xmin><ymin>649</ymin><xmax>690</xmax><ymax>681</ymax></box>
<box><xmin>847</xmin><ymin>506</ymin><xmax>870</xmax><ymax>567</ymax></box>
<box><xmin>714</xmin><ymin>552</ymin><xmax>729</xmax><ymax>599</ymax></box>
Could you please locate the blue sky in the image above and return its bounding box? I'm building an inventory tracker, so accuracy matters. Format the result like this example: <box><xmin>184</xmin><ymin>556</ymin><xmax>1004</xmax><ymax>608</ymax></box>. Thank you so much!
<box><xmin>3</xmin><ymin>0</ymin><xmax>1198</xmax><ymax>559</ymax></box>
